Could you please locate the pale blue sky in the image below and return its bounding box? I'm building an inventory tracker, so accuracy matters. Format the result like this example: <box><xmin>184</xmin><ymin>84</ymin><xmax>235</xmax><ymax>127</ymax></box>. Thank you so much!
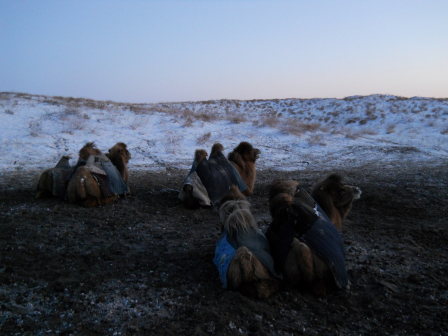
<box><xmin>1</xmin><ymin>0</ymin><xmax>447</xmax><ymax>103</ymax></box>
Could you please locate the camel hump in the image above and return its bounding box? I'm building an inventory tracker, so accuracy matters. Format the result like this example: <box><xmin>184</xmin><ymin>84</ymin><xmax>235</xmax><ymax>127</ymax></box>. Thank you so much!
<box><xmin>54</xmin><ymin>155</ymin><xmax>72</xmax><ymax>169</ymax></box>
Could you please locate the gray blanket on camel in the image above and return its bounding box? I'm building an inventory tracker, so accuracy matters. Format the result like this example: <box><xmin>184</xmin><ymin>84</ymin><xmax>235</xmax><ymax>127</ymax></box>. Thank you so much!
<box><xmin>179</xmin><ymin>152</ymin><xmax>247</xmax><ymax>206</ymax></box>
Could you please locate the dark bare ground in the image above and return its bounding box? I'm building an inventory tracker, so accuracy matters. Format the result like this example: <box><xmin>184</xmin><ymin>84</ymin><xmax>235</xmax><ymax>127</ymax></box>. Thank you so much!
<box><xmin>1</xmin><ymin>161</ymin><xmax>447</xmax><ymax>335</ymax></box>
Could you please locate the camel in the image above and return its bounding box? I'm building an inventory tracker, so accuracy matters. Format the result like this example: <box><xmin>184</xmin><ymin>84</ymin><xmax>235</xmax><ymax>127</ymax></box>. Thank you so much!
<box><xmin>65</xmin><ymin>142</ymin><xmax>131</xmax><ymax>207</ymax></box>
<box><xmin>270</xmin><ymin>173</ymin><xmax>361</xmax><ymax>231</ymax></box>
<box><xmin>214</xmin><ymin>186</ymin><xmax>280</xmax><ymax>298</ymax></box>
<box><xmin>180</xmin><ymin>141</ymin><xmax>261</xmax><ymax>208</ymax></box>
<box><xmin>35</xmin><ymin>142</ymin><xmax>101</xmax><ymax>199</ymax></box>
<box><xmin>266</xmin><ymin>174</ymin><xmax>361</xmax><ymax>295</ymax></box>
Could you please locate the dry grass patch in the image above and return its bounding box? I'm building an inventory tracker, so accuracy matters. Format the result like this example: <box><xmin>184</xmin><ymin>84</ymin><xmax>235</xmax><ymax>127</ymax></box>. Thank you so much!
<box><xmin>181</xmin><ymin>108</ymin><xmax>219</xmax><ymax>124</ymax></box>
<box><xmin>228</xmin><ymin>115</ymin><xmax>248</xmax><ymax>124</ymax></box>
<box><xmin>260</xmin><ymin>116</ymin><xmax>280</xmax><ymax>128</ymax></box>
<box><xmin>182</xmin><ymin>117</ymin><xmax>194</xmax><ymax>127</ymax></box>
<box><xmin>307</xmin><ymin>134</ymin><xmax>326</xmax><ymax>146</ymax></box>
<box><xmin>386</xmin><ymin>124</ymin><xmax>396</xmax><ymax>134</ymax></box>
<box><xmin>197</xmin><ymin>132</ymin><xmax>211</xmax><ymax>144</ymax></box>
<box><xmin>345</xmin><ymin>128</ymin><xmax>378</xmax><ymax>140</ymax></box>
<box><xmin>197</xmin><ymin>112</ymin><xmax>218</xmax><ymax>122</ymax></box>
<box><xmin>162</xmin><ymin>130</ymin><xmax>182</xmax><ymax>154</ymax></box>
<box><xmin>59</xmin><ymin>107</ymin><xmax>86</xmax><ymax>132</ymax></box>
<box><xmin>130</xmin><ymin>105</ymin><xmax>153</xmax><ymax>114</ymax></box>
<box><xmin>279</xmin><ymin>120</ymin><xmax>322</xmax><ymax>136</ymax></box>
<box><xmin>130</xmin><ymin>116</ymin><xmax>149</xmax><ymax>130</ymax></box>
<box><xmin>60</xmin><ymin>107</ymin><xmax>81</xmax><ymax>120</ymax></box>
<box><xmin>28</xmin><ymin>120</ymin><xmax>42</xmax><ymax>137</ymax></box>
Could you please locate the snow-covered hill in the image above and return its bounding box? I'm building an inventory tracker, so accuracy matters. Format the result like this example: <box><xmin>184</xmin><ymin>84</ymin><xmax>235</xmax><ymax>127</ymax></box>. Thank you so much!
<box><xmin>1</xmin><ymin>92</ymin><xmax>447</xmax><ymax>172</ymax></box>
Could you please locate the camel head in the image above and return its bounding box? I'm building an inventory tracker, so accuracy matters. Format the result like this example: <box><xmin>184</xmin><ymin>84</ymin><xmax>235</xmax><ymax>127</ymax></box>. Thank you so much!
<box><xmin>79</xmin><ymin>142</ymin><xmax>102</xmax><ymax>161</ymax></box>
<box><xmin>311</xmin><ymin>173</ymin><xmax>361</xmax><ymax>226</ymax></box>
<box><xmin>108</xmin><ymin>142</ymin><xmax>131</xmax><ymax>164</ymax></box>
<box><xmin>230</xmin><ymin>142</ymin><xmax>261</xmax><ymax>163</ymax></box>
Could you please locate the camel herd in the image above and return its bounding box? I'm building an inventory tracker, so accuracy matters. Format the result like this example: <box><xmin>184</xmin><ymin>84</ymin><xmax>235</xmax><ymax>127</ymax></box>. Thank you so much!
<box><xmin>36</xmin><ymin>141</ymin><xmax>361</xmax><ymax>298</ymax></box>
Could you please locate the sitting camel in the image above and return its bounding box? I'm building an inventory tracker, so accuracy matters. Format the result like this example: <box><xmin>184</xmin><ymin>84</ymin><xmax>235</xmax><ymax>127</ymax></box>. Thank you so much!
<box><xmin>270</xmin><ymin>173</ymin><xmax>361</xmax><ymax>231</ymax></box>
<box><xmin>214</xmin><ymin>186</ymin><xmax>281</xmax><ymax>298</ymax></box>
<box><xmin>35</xmin><ymin>142</ymin><xmax>101</xmax><ymax>199</ymax></box>
<box><xmin>180</xmin><ymin>141</ymin><xmax>261</xmax><ymax>209</ymax></box>
<box><xmin>266</xmin><ymin>174</ymin><xmax>361</xmax><ymax>295</ymax></box>
<box><xmin>66</xmin><ymin>142</ymin><xmax>131</xmax><ymax>207</ymax></box>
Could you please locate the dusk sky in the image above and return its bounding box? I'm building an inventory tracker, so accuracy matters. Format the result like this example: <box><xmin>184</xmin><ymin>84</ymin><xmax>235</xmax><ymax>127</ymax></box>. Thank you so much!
<box><xmin>1</xmin><ymin>0</ymin><xmax>447</xmax><ymax>103</ymax></box>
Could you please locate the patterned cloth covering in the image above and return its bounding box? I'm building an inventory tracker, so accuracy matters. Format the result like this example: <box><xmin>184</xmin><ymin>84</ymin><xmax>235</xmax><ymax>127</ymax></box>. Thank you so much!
<box><xmin>266</xmin><ymin>186</ymin><xmax>348</xmax><ymax>289</ymax></box>
<box><xmin>214</xmin><ymin>228</ymin><xmax>282</xmax><ymax>289</ymax></box>
<box><xmin>179</xmin><ymin>152</ymin><xmax>247</xmax><ymax>207</ymax></box>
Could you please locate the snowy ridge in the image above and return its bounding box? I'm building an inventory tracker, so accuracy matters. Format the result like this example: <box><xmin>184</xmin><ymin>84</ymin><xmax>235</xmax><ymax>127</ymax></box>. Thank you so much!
<box><xmin>1</xmin><ymin>92</ymin><xmax>447</xmax><ymax>172</ymax></box>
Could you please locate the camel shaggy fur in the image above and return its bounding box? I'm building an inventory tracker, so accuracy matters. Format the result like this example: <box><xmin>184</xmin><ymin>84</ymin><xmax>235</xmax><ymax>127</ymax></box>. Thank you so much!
<box><xmin>227</xmin><ymin>142</ymin><xmax>260</xmax><ymax>196</ymax></box>
<box><xmin>266</xmin><ymin>175</ymin><xmax>361</xmax><ymax>295</ymax></box>
<box><xmin>106</xmin><ymin>142</ymin><xmax>131</xmax><ymax>185</ymax></box>
<box><xmin>215</xmin><ymin>186</ymin><xmax>280</xmax><ymax>298</ymax></box>
<box><xmin>66</xmin><ymin>142</ymin><xmax>130</xmax><ymax>207</ymax></box>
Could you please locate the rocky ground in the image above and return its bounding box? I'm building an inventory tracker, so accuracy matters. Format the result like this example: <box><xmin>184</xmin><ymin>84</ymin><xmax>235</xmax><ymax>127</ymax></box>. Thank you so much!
<box><xmin>1</xmin><ymin>161</ymin><xmax>447</xmax><ymax>335</ymax></box>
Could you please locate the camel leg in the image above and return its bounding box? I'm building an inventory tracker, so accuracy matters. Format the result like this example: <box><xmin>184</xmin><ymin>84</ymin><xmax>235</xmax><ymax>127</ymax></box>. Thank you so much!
<box><xmin>283</xmin><ymin>238</ymin><xmax>315</xmax><ymax>288</ymax></box>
